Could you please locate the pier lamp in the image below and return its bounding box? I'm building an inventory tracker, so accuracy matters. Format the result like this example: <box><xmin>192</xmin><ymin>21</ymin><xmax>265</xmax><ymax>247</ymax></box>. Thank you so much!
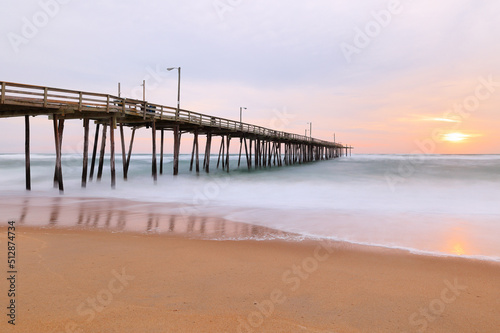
<box><xmin>240</xmin><ymin>107</ymin><xmax>247</xmax><ymax>124</ymax></box>
<box><xmin>141</xmin><ymin>80</ymin><xmax>145</xmax><ymax>101</ymax></box>
<box><xmin>307</xmin><ymin>122</ymin><xmax>312</xmax><ymax>138</ymax></box>
<box><xmin>167</xmin><ymin>67</ymin><xmax>181</xmax><ymax>118</ymax></box>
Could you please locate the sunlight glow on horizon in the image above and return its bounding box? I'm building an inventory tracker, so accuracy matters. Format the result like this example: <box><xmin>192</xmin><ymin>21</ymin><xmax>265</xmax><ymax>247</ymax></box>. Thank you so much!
<box><xmin>442</xmin><ymin>132</ymin><xmax>477</xmax><ymax>143</ymax></box>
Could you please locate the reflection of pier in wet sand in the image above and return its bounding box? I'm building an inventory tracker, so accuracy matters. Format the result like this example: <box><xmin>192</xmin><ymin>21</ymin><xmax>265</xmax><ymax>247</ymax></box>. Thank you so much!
<box><xmin>1</xmin><ymin>195</ymin><xmax>293</xmax><ymax>240</ymax></box>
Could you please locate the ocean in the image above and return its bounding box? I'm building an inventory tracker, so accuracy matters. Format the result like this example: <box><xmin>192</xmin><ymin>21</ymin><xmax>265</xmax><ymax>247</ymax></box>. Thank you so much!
<box><xmin>1</xmin><ymin>153</ymin><xmax>499</xmax><ymax>261</ymax></box>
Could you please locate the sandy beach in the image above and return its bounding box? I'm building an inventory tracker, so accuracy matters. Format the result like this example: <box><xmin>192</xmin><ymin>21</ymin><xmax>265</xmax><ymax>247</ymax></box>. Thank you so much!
<box><xmin>1</xmin><ymin>197</ymin><xmax>500</xmax><ymax>333</ymax></box>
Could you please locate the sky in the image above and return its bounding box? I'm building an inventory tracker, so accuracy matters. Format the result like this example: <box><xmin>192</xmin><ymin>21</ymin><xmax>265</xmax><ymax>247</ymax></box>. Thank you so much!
<box><xmin>1</xmin><ymin>0</ymin><xmax>499</xmax><ymax>154</ymax></box>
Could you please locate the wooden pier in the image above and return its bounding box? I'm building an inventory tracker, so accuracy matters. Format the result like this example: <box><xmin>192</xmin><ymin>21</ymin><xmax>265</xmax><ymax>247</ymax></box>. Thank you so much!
<box><xmin>0</xmin><ymin>81</ymin><xmax>353</xmax><ymax>191</ymax></box>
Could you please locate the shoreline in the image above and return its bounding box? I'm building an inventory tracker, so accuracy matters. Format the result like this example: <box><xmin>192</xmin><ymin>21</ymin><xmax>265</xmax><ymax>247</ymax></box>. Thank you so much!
<box><xmin>1</xmin><ymin>195</ymin><xmax>500</xmax><ymax>331</ymax></box>
<box><xmin>1</xmin><ymin>193</ymin><xmax>499</xmax><ymax>263</ymax></box>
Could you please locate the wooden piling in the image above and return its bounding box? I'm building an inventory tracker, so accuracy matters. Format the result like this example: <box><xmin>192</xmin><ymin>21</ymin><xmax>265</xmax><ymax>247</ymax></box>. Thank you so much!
<box><xmin>160</xmin><ymin>129</ymin><xmax>164</xmax><ymax>175</ymax></box>
<box><xmin>225</xmin><ymin>135</ymin><xmax>231</xmax><ymax>172</ymax></box>
<box><xmin>272</xmin><ymin>141</ymin><xmax>278</xmax><ymax>165</ymax></box>
<box><xmin>203</xmin><ymin>137</ymin><xmax>207</xmax><ymax>171</ymax></box>
<box><xmin>89</xmin><ymin>123</ymin><xmax>100</xmax><ymax>181</ymax></box>
<box><xmin>173</xmin><ymin>125</ymin><xmax>181</xmax><ymax>175</ymax></box>
<box><xmin>262</xmin><ymin>141</ymin><xmax>266</xmax><ymax>167</ymax></box>
<box><xmin>277</xmin><ymin>142</ymin><xmax>281</xmax><ymax>167</ymax></box>
<box><xmin>262</xmin><ymin>141</ymin><xmax>267</xmax><ymax>167</ymax></box>
<box><xmin>238</xmin><ymin>137</ymin><xmax>243</xmax><ymax>167</ymax></box>
<box><xmin>97</xmin><ymin>124</ymin><xmax>107</xmax><ymax>181</ymax></box>
<box><xmin>52</xmin><ymin>115</ymin><xmax>64</xmax><ymax>192</ymax></box>
<box><xmin>217</xmin><ymin>136</ymin><xmax>224</xmax><ymax>169</ymax></box>
<box><xmin>255</xmin><ymin>139</ymin><xmax>259</xmax><ymax>167</ymax></box>
<box><xmin>248</xmin><ymin>139</ymin><xmax>253</xmax><ymax>169</ymax></box>
<box><xmin>244</xmin><ymin>138</ymin><xmax>250</xmax><ymax>170</ymax></box>
<box><xmin>195</xmin><ymin>131</ymin><xmax>200</xmax><ymax>173</ymax></box>
<box><xmin>119</xmin><ymin>124</ymin><xmax>126</xmax><ymax>180</ymax></box>
<box><xmin>151</xmin><ymin>120</ymin><xmax>157</xmax><ymax>181</ymax></box>
<box><xmin>190</xmin><ymin>130</ymin><xmax>197</xmax><ymax>172</ymax></box>
<box><xmin>81</xmin><ymin>118</ymin><xmax>89</xmax><ymax>188</ymax></box>
<box><xmin>110</xmin><ymin>118</ymin><xmax>116</xmax><ymax>188</ymax></box>
<box><xmin>268</xmin><ymin>141</ymin><xmax>272</xmax><ymax>166</ymax></box>
<box><xmin>284</xmin><ymin>143</ymin><xmax>288</xmax><ymax>166</ymax></box>
<box><xmin>222</xmin><ymin>136</ymin><xmax>226</xmax><ymax>169</ymax></box>
<box><xmin>125</xmin><ymin>127</ymin><xmax>136</xmax><ymax>177</ymax></box>
<box><xmin>204</xmin><ymin>131</ymin><xmax>212</xmax><ymax>173</ymax></box>
<box><xmin>25</xmin><ymin>115</ymin><xmax>31</xmax><ymax>191</ymax></box>
<box><xmin>53</xmin><ymin>118</ymin><xmax>64</xmax><ymax>187</ymax></box>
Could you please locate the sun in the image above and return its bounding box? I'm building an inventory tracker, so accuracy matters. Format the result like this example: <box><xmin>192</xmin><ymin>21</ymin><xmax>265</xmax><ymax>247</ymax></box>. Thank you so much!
<box><xmin>442</xmin><ymin>132</ymin><xmax>469</xmax><ymax>142</ymax></box>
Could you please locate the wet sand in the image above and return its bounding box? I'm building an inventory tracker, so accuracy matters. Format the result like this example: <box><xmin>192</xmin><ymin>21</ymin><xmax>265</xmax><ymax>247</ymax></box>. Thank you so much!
<box><xmin>1</xmin><ymin>196</ymin><xmax>500</xmax><ymax>332</ymax></box>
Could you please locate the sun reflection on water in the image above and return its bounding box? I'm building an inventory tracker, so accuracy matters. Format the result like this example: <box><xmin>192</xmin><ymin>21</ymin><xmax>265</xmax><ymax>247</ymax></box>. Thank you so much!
<box><xmin>452</xmin><ymin>243</ymin><xmax>465</xmax><ymax>256</ymax></box>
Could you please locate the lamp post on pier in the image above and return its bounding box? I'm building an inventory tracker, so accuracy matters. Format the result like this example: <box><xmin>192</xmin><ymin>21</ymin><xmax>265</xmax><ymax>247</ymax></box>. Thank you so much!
<box><xmin>141</xmin><ymin>80</ymin><xmax>145</xmax><ymax>101</ymax></box>
<box><xmin>239</xmin><ymin>107</ymin><xmax>247</xmax><ymax>129</ymax></box>
<box><xmin>167</xmin><ymin>67</ymin><xmax>181</xmax><ymax>118</ymax></box>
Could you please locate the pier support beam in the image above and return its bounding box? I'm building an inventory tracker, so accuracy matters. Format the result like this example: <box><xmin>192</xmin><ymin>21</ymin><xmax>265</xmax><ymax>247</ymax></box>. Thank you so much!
<box><xmin>151</xmin><ymin>120</ymin><xmax>157</xmax><ymax>181</ymax></box>
<box><xmin>195</xmin><ymin>132</ymin><xmax>200</xmax><ymax>173</ymax></box>
<box><xmin>52</xmin><ymin>115</ymin><xmax>64</xmax><ymax>192</ymax></box>
<box><xmin>190</xmin><ymin>130</ymin><xmax>200</xmax><ymax>173</ymax></box>
<box><xmin>160</xmin><ymin>129</ymin><xmax>164</xmax><ymax>175</ymax></box>
<box><xmin>25</xmin><ymin>115</ymin><xmax>31</xmax><ymax>191</ymax></box>
<box><xmin>81</xmin><ymin>118</ymin><xmax>89</xmax><ymax>188</ymax></box>
<box><xmin>97</xmin><ymin>123</ymin><xmax>107</xmax><ymax>181</ymax></box>
<box><xmin>173</xmin><ymin>125</ymin><xmax>181</xmax><ymax>175</ymax></box>
<box><xmin>287</xmin><ymin>143</ymin><xmax>290</xmax><ymax>165</ymax></box>
<box><xmin>244</xmin><ymin>138</ymin><xmax>250</xmax><ymax>170</ymax></box>
<box><xmin>268</xmin><ymin>141</ymin><xmax>272</xmax><ymax>166</ymax></box>
<box><xmin>255</xmin><ymin>139</ymin><xmax>259</xmax><ymax>167</ymax></box>
<box><xmin>277</xmin><ymin>142</ymin><xmax>282</xmax><ymax>167</ymax></box>
<box><xmin>119</xmin><ymin>124</ymin><xmax>126</xmax><ymax>180</ymax></box>
<box><xmin>204</xmin><ymin>131</ymin><xmax>212</xmax><ymax>173</ymax></box>
<box><xmin>217</xmin><ymin>135</ymin><xmax>225</xmax><ymax>169</ymax></box>
<box><xmin>53</xmin><ymin>117</ymin><xmax>64</xmax><ymax>187</ymax></box>
<box><xmin>125</xmin><ymin>127</ymin><xmax>136</xmax><ymax>178</ymax></box>
<box><xmin>225</xmin><ymin>135</ymin><xmax>231</xmax><ymax>172</ymax></box>
<box><xmin>238</xmin><ymin>137</ymin><xmax>243</xmax><ymax>168</ymax></box>
<box><xmin>263</xmin><ymin>140</ymin><xmax>267</xmax><ymax>167</ymax></box>
<box><xmin>110</xmin><ymin>117</ymin><xmax>116</xmax><ymax>188</ymax></box>
<box><xmin>89</xmin><ymin>123</ymin><xmax>100</xmax><ymax>181</ymax></box>
<box><xmin>248</xmin><ymin>139</ymin><xmax>253</xmax><ymax>169</ymax></box>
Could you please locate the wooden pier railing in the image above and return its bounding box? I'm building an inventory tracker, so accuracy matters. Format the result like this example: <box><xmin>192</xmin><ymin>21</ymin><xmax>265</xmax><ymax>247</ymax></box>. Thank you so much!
<box><xmin>0</xmin><ymin>81</ymin><xmax>341</xmax><ymax>146</ymax></box>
